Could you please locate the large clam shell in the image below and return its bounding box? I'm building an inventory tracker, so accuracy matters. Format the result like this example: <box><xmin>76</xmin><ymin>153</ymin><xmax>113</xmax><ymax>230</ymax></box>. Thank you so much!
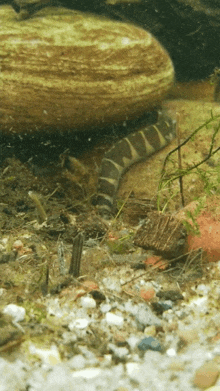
<box><xmin>0</xmin><ymin>6</ymin><xmax>174</xmax><ymax>133</ymax></box>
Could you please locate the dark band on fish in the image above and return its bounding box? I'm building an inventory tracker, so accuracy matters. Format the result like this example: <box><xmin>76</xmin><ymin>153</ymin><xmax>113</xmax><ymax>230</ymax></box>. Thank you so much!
<box><xmin>96</xmin><ymin>110</ymin><xmax>176</xmax><ymax>218</ymax></box>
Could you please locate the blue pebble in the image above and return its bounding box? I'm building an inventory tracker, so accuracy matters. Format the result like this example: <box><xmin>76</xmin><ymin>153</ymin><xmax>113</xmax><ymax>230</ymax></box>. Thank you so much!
<box><xmin>138</xmin><ymin>337</ymin><xmax>162</xmax><ymax>352</ymax></box>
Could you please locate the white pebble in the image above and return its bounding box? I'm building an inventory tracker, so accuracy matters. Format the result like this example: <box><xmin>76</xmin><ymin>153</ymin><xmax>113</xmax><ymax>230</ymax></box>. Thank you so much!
<box><xmin>68</xmin><ymin>354</ymin><xmax>86</xmax><ymax>370</ymax></box>
<box><xmin>127</xmin><ymin>335</ymin><xmax>139</xmax><ymax>350</ymax></box>
<box><xmin>80</xmin><ymin>296</ymin><xmax>96</xmax><ymax>309</ymax></box>
<box><xmin>3</xmin><ymin>304</ymin><xmax>25</xmax><ymax>322</ymax></box>
<box><xmin>196</xmin><ymin>284</ymin><xmax>210</xmax><ymax>295</ymax></box>
<box><xmin>126</xmin><ymin>362</ymin><xmax>140</xmax><ymax>378</ymax></box>
<box><xmin>124</xmin><ymin>300</ymin><xmax>138</xmax><ymax>315</ymax></box>
<box><xmin>69</xmin><ymin>318</ymin><xmax>89</xmax><ymax>330</ymax></box>
<box><xmin>29</xmin><ymin>343</ymin><xmax>61</xmax><ymax>365</ymax></box>
<box><xmin>71</xmin><ymin>368</ymin><xmax>101</xmax><ymax>379</ymax></box>
<box><xmin>100</xmin><ymin>303</ymin><xmax>112</xmax><ymax>313</ymax></box>
<box><xmin>101</xmin><ymin>354</ymin><xmax>112</xmax><ymax>366</ymax></box>
<box><xmin>166</xmin><ymin>348</ymin><xmax>177</xmax><ymax>357</ymax></box>
<box><xmin>47</xmin><ymin>298</ymin><xmax>66</xmax><ymax>318</ymax></box>
<box><xmin>108</xmin><ymin>343</ymin><xmax>129</xmax><ymax>359</ymax></box>
<box><xmin>105</xmin><ymin>312</ymin><xmax>124</xmax><ymax>326</ymax></box>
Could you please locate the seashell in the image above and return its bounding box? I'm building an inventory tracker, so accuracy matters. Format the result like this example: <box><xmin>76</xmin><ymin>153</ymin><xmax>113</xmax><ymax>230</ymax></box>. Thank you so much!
<box><xmin>0</xmin><ymin>6</ymin><xmax>176</xmax><ymax>219</ymax></box>
<box><xmin>0</xmin><ymin>6</ymin><xmax>174</xmax><ymax>134</ymax></box>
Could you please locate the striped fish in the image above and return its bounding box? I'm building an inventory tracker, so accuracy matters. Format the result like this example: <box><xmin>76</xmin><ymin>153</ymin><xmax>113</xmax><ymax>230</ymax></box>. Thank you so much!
<box><xmin>96</xmin><ymin>110</ymin><xmax>176</xmax><ymax>218</ymax></box>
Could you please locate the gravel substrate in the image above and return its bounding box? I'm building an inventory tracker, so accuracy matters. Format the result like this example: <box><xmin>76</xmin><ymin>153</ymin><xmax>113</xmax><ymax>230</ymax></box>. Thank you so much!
<box><xmin>1</xmin><ymin>260</ymin><xmax>220</xmax><ymax>391</ymax></box>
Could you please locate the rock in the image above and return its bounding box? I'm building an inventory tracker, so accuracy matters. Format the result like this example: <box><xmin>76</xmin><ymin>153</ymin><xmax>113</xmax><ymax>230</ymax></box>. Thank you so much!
<box><xmin>193</xmin><ymin>361</ymin><xmax>220</xmax><ymax>389</ymax></box>
<box><xmin>105</xmin><ymin>312</ymin><xmax>124</xmax><ymax>327</ymax></box>
<box><xmin>135</xmin><ymin>304</ymin><xmax>161</xmax><ymax>330</ymax></box>
<box><xmin>137</xmin><ymin>336</ymin><xmax>162</xmax><ymax>352</ymax></box>
<box><xmin>3</xmin><ymin>304</ymin><xmax>26</xmax><ymax>322</ymax></box>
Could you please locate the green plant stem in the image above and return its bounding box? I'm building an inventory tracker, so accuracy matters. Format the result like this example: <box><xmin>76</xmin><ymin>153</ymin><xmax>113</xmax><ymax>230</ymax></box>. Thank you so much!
<box><xmin>157</xmin><ymin>113</ymin><xmax>220</xmax><ymax>211</ymax></box>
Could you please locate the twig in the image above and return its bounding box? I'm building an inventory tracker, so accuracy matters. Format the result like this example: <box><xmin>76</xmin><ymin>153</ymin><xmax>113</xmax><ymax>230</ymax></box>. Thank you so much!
<box><xmin>176</xmin><ymin>114</ymin><xmax>184</xmax><ymax>207</ymax></box>
<box><xmin>57</xmin><ymin>240</ymin><xmax>66</xmax><ymax>275</ymax></box>
<box><xmin>121</xmin><ymin>249</ymin><xmax>202</xmax><ymax>287</ymax></box>
<box><xmin>69</xmin><ymin>233</ymin><xmax>84</xmax><ymax>277</ymax></box>
<box><xmin>28</xmin><ymin>191</ymin><xmax>47</xmax><ymax>223</ymax></box>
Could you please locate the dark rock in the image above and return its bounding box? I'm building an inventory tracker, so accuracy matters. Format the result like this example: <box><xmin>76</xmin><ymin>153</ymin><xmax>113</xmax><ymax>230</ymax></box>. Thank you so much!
<box><xmin>138</xmin><ymin>336</ymin><xmax>162</xmax><ymax>352</ymax></box>
<box><xmin>90</xmin><ymin>290</ymin><xmax>106</xmax><ymax>302</ymax></box>
<box><xmin>151</xmin><ymin>300</ymin><xmax>173</xmax><ymax>315</ymax></box>
<box><xmin>156</xmin><ymin>290</ymin><xmax>184</xmax><ymax>301</ymax></box>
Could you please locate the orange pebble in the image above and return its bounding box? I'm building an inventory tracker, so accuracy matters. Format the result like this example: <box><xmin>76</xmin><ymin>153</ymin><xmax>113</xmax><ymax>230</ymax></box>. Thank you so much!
<box><xmin>140</xmin><ymin>287</ymin><xmax>155</xmax><ymax>301</ymax></box>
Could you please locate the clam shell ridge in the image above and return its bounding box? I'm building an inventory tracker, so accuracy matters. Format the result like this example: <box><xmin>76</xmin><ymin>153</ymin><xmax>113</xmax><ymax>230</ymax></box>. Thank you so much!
<box><xmin>0</xmin><ymin>7</ymin><xmax>174</xmax><ymax>133</ymax></box>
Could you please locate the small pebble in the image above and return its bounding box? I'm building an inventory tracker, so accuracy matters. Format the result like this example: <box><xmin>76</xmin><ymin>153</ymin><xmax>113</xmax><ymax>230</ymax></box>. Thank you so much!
<box><xmin>160</xmin><ymin>300</ymin><xmax>173</xmax><ymax>311</ymax></box>
<box><xmin>29</xmin><ymin>343</ymin><xmax>61</xmax><ymax>365</ymax></box>
<box><xmin>108</xmin><ymin>343</ymin><xmax>129</xmax><ymax>360</ymax></box>
<box><xmin>71</xmin><ymin>368</ymin><xmax>101</xmax><ymax>379</ymax></box>
<box><xmin>144</xmin><ymin>325</ymin><xmax>156</xmax><ymax>337</ymax></box>
<box><xmin>193</xmin><ymin>361</ymin><xmax>220</xmax><ymax>389</ymax></box>
<box><xmin>113</xmin><ymin>331</ymin><xmax>128</xmax><ymax>345</ymax></box>
<box><xmin>137</xmin><ymin>336</ymin><xmax>162</xmax><ymax>352</ymax></box>
<box><xmin>178</xmin><ymin>328</ymin><xmax>199</xmax><ymax>345</ymax></box>
<box><xmin>90</xmin><ymin>290</ymin><xmax>106</xmax><ymax>301</ymax></box>
<box><xmin>126</xmin><ymin>362</ymin><xmax>140</xmax><ymax>378</ymax></box>
<box><xmin>68</xmin><ymin>318</ymin><xmax>89</xmax><ymax>330</ymax></box>
<box><xmin>140</xmin><ymin>287</ymin><xmax>155</xmax><ymax>301</ymax></box>
<box><xmin>135</xmin><ymin>304</ymin><xmax>161</xmax><ymax>330</ymax></box>
<box><xmin>68</xmin><ymin>354</ymin><xmax>86</xmax><ymax>370</ymax></box>
<box><xmin>166</xmin><ymin>348</ymin><xmax>177</xmax><ymax>357</ymax></box>
<box><xmin>127</xmin><ymin>335</ymin><xmax>139</xmax><ymax>350</ymax></box>
<box><xmin>151</xmin><ymin>300</ymin><xmax>173</xmax><ymax>315</ymax></box>
<box><xmin>156</xmin><ymin>290</ymin><xmax>184</xmax><ymax>301</ymax></box>
<box><xmin>3</xmin><ymin>304</ymin><xmax>25</xmax><ymax>322</ymax></box>
<box><xmin>101</xmin><ymin>354</ymin><xmax>112</xmax><ymax>366</ymax></box>
<box><xmin>83</xmin><ymin>280</ymin><xmax>99</xmax><ymax>291</ymax></box>
<box><xmin>80</xmin><ymin>296</ymin><xmax>96</xmax><ymax>309</ymax></box>
<box><xmin>100</xmin><ymin>303</ymin><xmax>112</xmax><ymax>313</ymax></box>
<box><xmin>105</xmin><ymin>312</ymin><xmax>124</xmax><ymax>327</ymax></box>
<box><xmin>196</xmin><ymin>284</ymin><xmax>210</xmax><ymax>295</ymax></box>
